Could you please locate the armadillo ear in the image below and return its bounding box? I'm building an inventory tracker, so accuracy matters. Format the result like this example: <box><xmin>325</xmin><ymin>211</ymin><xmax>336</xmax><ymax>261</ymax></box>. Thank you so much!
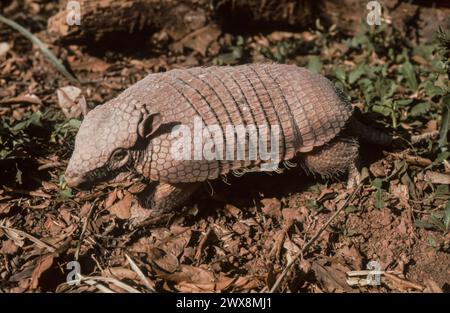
<box><xmin>138</xmin><ymin>113</ymin><xmax>162</xmax><ymax>138</ymax></box>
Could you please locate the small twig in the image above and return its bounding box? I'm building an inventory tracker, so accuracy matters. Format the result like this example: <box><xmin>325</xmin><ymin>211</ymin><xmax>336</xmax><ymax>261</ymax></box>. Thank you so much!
<box><xmin>0</xmin><ymin>225</ymin><xmax>55</xmax><ymax>253</ymax></box>
<box><xmin>0</xmin><ymin>95</ymin><xmax>42</xmax><ymax>105</ymax></box>
<box><xmin>386</xmin><ymin>151</ymin><xmax>432</xmax><ymax>167</ymax></box>
<box><xmin>37</xmin><ymin>162</ymin><xmax>63</xmax><ymax>171</ymax></box>
<box><xmin>195</xmin><ymin>228</ymin><xmax>213</xmax><ymax>262</ymax></box>
<box><xmin>83</xmin><ymin>279</ymin><xmax>115</xmax><ymax>293</ymax></box>
<box><xmin>73</xmin><ymin>273</ymin><xmax>115</xmax><ymax>293</ymax></box>
<box><xmin>79</xmin><ymin>275</ymin><xmax>141</xmax><ymax>293</ymax></box>
<box><xmin>90</xmin><ymin>254</ymin><xmax>104</xmax><ymax>272</ymax></box>
<box><xmin>125</xmin><ymin>253</ymin><xmax>156</xmax><ymax>292</ymax></box>
<box><xmin>75</xmin><ymin>200</ymin><xmax>97</xmax><ymax>261</ymax></box>
<box><xmin>383</xmin><ymin>272</ymin><xmax>425</xmax><ymax>291</ymax></box>
<box><xmin>269</xmin><ymin>179</ymin><xmax>366</xmax><ymax>293</ymax></box>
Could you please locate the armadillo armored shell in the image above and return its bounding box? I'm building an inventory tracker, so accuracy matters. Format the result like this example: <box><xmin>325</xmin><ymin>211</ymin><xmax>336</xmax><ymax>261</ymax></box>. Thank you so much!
<box><xmin>67</xmin><ymin>63</ymin><xmax>353</xmax><ymax>185</ymax></box>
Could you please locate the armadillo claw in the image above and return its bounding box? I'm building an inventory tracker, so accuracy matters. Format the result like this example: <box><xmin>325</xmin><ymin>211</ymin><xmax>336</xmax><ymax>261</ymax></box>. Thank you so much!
<box><xmin>346</xmin><ymin>163</ymin><xmax>361</xmax><ymax>189</ymax></box>
<box><xmin>129</xmin><ymin>182</ymin><xmax>201</xmax><ymax>226</ymax></box>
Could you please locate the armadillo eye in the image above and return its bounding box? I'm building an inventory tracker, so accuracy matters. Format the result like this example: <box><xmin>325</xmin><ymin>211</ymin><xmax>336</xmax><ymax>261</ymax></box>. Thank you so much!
<box><xmin>111</xmin><ymin>149</ymin><xmax>128</xmax><ymax>163</ymax></box>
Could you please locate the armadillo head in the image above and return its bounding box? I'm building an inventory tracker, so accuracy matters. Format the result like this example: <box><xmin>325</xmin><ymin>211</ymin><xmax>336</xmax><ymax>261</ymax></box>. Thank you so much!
<box><xmin>64</xmin><ymin>101</ymin><xmax>161</xmax><ymax>189</ymax></box>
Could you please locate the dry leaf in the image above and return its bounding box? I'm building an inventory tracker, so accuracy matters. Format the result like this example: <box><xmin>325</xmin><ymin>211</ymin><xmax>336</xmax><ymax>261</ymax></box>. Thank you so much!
<box><xmin>337</xmin><ymin>245</ymin><xmax>363</xmax><ymax>269</ymax></box>
<box><xmin>148</xmin><ymin>247</ymin><xmax>180</xmax><ymax>273</ymax></box>
<box><xmin>31</xmin><ymin>254</ymin><xmax>55</xmax><ymax>289</ymax></box>
<box><xmin>423</xmin><ymin>279</ymin><xmax>443</xmax><ymax>293</ymax></box>
<box><xmin>180</xmin><ymin>24</ymin><xmax>221</xmax><ymax>56</ymax></box>
<box><xmin>104</xmin><ymin>189</ymin><xmax>118</xmax><ymax>208</ymax></box>
<box><xmin>370</xmin><ymin>160</ymin><xmax>387</xmax><ymax>177</ymax></box>
<box><xmin>282</xmin><ymin>207</ymin><xmax>304</xmax><ymax>222</ymax></box>
<box><xmin>1</xmin><ymin>239</ymin><xmax>19</xmax><ymax>254</ymax></box>
<box><xmin>424</xmin><ymin>171</ymin><xmax>450</xmax><ymax>184</ymax></box>
<box><xmin>176</xmin><ymin>275</ymin><xmax>260</xmax><ymax>292</ymax></box>
<box><xmin>0</xmin><ymin>203</ymin><xmax>12</xmax><ymax>214</ymax></box>
<box><xmin>56</xmin><ymin>86</ymin><xmax>85</xmax><ymax>118</ymax></box>
<box><xmin>107</xmin><ymin>191</ymin><xmax>132</xmax><ymax>219</ymax></box>
<box><xmin>103</xmin><ymin>267</ymin><xmax>139</xmax><ymax>281</ymax></box>
<box><xmin>70</xmin><ymin>56</ymin><xmax>111</xmax><ymax>72</ymax></box>
<box><xmin>163</xmin><ymin>226</ymin><xmax>191</xmax><ymax>258</ymax></box>
<box><xmin>224</xmin><ymin>204</ymin><xmax>241</xmax><ymax>218</ymax></box>
<box><xmin>311</xmin><ymin>261</ymin><xmax>352</xmax><ymax>293</ymax></box>
<box><xmin>163</xmin><ymin>265</ymin><xmax>215</xmax><ymax>285</ymax></box>
<box><xmin>261</xmin><ymin>198</ymin><xmax>282</xmax><ymax>218</ymax></box>
<box><xmin>389</xmin><ymin>182</ymin><xmax>409</xmax><ymax>202</ymax></box>
<box><xmin>128</xmin><ymin>182</ymin><xmax>147</xmax><ymax>194</ymax></box>
<box><xmin>79</xmin><ymin>202</ymin><xmax>91</xmax><ymax>217</ymax></box>
<box><xmin>232</xmin><ymin>222</ymin><xmax>249</xmax><ymax>235</ymax></box>
<box><xmin>0</xmin><ymin>94</ymin><xmax>42</xmax><ymax>105</ymax></box>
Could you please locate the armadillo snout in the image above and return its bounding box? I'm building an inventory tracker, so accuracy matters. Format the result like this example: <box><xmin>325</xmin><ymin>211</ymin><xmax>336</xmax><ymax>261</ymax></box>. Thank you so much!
<box><xmin>64</xmin><ymin>170</ymin><xmax>90</xmax><ymax>189</ymax></box>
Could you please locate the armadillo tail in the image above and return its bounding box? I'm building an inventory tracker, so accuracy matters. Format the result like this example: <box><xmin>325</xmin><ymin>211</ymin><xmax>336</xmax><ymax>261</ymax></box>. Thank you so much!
<box><xmin>348</xmin><ymin>118</ymin><xmax>393</xmax><ymax>146</ymax></box>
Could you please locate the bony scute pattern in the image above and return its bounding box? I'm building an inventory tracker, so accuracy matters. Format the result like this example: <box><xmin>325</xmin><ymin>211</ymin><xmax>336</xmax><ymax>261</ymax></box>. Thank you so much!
<box><xmin>65</xmin><ymin>64</ymin><xmax>391</xmax><ymax>213</ymax></box>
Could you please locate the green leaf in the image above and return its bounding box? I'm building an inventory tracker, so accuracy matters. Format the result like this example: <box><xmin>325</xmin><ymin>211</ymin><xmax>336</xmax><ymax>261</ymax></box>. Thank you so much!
<box><xmin>345</xmin><ymin>205</ymin><xmax>359</xmax><ymax>214</ymax></box>
<box><xmin>345</xmin><ymin>229</ymin><xmax>359</xmax><ymax>237</ymax></box>
<box><xmin>15</xmin><ymin>165</ymin><xmax>22</xmax><ymax>184</ymax></box>
<box><xmin>236</xmin><ymin>36</ymin><xmax>244</xmax><ymax>46</ymax></box>
<box><xmin>231</xmin><ymin>46</ymin><xmax>244</xmax><ymax>59</ymax></box>
<box><xmin>371</xmin><ymin>178</ymin><xmax>384</xmax><ymax>209</ymax></box>
<box><xmin>435</xmin><ymin>151</ymin><xmax>450</xmax><ymax>164</ymax></box>
<box><xmin>400</xmin><ymin>61</ymin><xmax>418</xmax><ymax>90</ymax></box>
<box><xmin>410</xmin><ymin>102</ymin><xmax>431</xmax><ymax>117</ymax></box>
<box><xmin>424</xmin><ymin>81</ymin><xmax>445</xmax><ymax>97</ymax></box>
<box><xmin>435</xmin><ymin>185</ymin><xmax>450</xmax><ymax>198</ymax></box>
<box><xmin>371</xmin><ymin>178</ymin><xmax>383</xmax><ymax>189</ymax></box>
<box><xmin>306</xmin><ymin>199</ymin><xmax>324</xmax><ymax>213</ymax></box>
<box><xmin>58</xmin><ymin>175</ymin><xmax>72</xmax><ymax>199</ymax></box>
<box><xmin>10</xmin><ymin>111</ymin><xmax>43</xmax><ymax>132</ymax></box>
<box><xmin>430</xmin><ymin>212</ymin><xmax>447</xmax><ymax>232</ymax></box>
<box><xmin>59</xmin><ymin>188</ymin><xmax>72</xmax><ymax>199</ymax></box>
<box><xmin>438</xmin><ymin>102</ymin><xmax>449</xmax><ymax>150</ymax></box>
<box><xmin>349</xmin><ymin>63</ymin><xmax>365</xmax><ymax>84</ymax></box>
<box><xmin>414</xmin><ymin>219</ymin><xmax>434</xmax><ymax>230</ymax></box>
<box><xmin>375</xmin><ymin>189</ymin><xmax>384</xmax><ymax>209</ymax></box>
<box><xmin>428</xmin><ymin>235</ymin><xmax>438</xmax><ymax>248</ymax></box>
<box><xmin>372</xmin><ymin>105</ymin><xmax>392</xmax><ymax>116</ymax></box>
<box><xmin>215</xmin><ymin>46</ymin><xmax>244</xmax><ymax>65</ymax></box>
<box><xmin>412</xmin><ymin>45</ymin><xmax>436</xmax><ymax>60</ymax></box>
<box><xmin>444</xmin><ymin>201</ymin><xmax>450</xmax><ymax>230</ymax></box>
<box><xmin>360</xmin><ymin>167</ymin><xmax>370</xmax><ymax>182</ymax></box>
<box><xmin>332</xmin><ymin>66</ymin><xmax>346</xmax><ymax>82</ymax></box>
<box><xmin>396</xmin><ymin>99</ymin><xmax>413</xmax><ymax>107</ymax></box>
<box><xmin>307</xmin><ymin>56</ymin><xmax>323</xmax><ymax>74</ymax></box>
<box><xmin>0</xmin><ymin>149</ymin><xmax>11</xmax><ymax>160</ymax></box>
<box><xmin>68</xmin><ymin>119</ymin><xmax>81</xmax><ymax>129</ymax></box>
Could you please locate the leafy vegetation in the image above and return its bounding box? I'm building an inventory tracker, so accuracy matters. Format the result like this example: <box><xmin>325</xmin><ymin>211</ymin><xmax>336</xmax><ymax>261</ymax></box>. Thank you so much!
<box><xmin>0</xmin><ymin>109</ymin><xmax>79</xmax><ymax>185</ymax></box>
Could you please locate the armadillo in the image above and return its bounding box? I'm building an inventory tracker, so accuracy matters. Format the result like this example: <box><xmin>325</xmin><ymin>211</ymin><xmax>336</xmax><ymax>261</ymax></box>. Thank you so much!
<box><xmin>65</xmin><ymin>64</ymin><xmax>391</xmax><ymax>212</ymax></box>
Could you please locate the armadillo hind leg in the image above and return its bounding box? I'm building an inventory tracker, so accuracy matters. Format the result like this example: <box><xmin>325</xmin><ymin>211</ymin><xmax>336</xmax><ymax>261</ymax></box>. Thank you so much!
<box><xmin>130</xmin><ymin>182</ymin><xmax>200</xmax><ymax>224</ymax></box>
<box><xmin>346</xmin><ymin>161</ymin><xmax>361</xmax><ymax>189</ymax></box>
<box><xmin>302</xmin><ymin>136</ymin><xmax>360</xmax><ymax>184</ymax></box>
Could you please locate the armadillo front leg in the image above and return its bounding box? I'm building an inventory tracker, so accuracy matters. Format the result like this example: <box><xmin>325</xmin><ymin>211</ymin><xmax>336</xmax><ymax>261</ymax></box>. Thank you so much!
<box><xmin>145</xmin><ymin>182</ymin><xmax>200</xmax><ymax>211</ymax></box>
<box><xmin>130</xmin><ymin>182</ymin><xmax>200</xmax><ymax>225</ymax></box>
